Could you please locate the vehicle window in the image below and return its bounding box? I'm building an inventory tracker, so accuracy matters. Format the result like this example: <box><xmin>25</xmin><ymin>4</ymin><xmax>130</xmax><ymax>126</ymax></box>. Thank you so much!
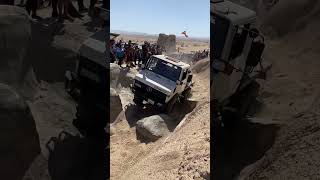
<box><xmin>229</xmin><ymin>24</ymin><xmax>250</xmax><ymax>60</ymax></box>
<box><xmin>146</xmin><ymin>57</ymin><xmax>182</xmax><ymax>82</ymax></box>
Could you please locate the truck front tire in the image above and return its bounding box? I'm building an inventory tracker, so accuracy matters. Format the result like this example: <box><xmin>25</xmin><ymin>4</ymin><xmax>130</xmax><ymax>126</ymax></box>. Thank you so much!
<box><xmin>165</xmin><ymin>95</ymin><xmax>178</xmax><ymax>114</ymax></box>
<box><xmin>133</xmin><ymin>95</ymin><xmax>143</xmax><ymax>106</ymax></box>
<box><xmin>181</xmin><ymin>88</ymin><xmax>192</xmax><ymax>103</ymax></box>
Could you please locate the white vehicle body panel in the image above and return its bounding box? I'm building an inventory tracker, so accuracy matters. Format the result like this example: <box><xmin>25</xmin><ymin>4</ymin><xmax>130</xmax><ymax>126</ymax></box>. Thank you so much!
<box><xmin>135</xmin><ymin>70</ymin><xmax>176</xmax><ymax>96</ymax></box>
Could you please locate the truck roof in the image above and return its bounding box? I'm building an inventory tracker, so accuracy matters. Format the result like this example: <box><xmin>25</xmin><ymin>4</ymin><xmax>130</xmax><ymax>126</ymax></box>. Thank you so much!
<box><xmin>152</xmin><ymin>55</ymin><xmax>191</xmax><ymax>69</ymax></box>
<box><xmin>211</xmin><ymin>0</ymin><xmax>256</xmax><ymax>25</ymax></box>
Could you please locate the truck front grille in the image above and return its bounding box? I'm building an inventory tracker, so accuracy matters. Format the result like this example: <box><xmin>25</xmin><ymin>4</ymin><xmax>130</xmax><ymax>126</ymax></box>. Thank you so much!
<box><xmin>134</xmin><ymin>81</ymin><xmax>167</xmax><ymax>103</ymax></box>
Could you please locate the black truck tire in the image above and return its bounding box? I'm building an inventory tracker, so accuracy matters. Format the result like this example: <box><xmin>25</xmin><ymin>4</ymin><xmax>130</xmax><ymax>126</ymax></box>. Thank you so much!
<box><xmin>221</xmin><ymin>81</ymin><xmax>260</xmax><ymax>128</ymax></box>
<box><xmin>181</xmin><ymin>87</ymin><xmax>192</xmax><ymax>103</ymax></box>
<box><xmin>165</xmin><ymin>95</ymin><xmax>178</xmax><ymax>114</ymax></box>
<box><xmin>133</xmin><ymin>95</ymin><xmax>143</xmax><ymax>106</ymax></box>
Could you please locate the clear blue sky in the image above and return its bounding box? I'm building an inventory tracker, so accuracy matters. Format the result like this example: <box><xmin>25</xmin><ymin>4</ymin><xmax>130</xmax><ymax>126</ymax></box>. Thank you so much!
<box><xmin>110</xmin><ymin>0</ymin><xmax>209</xmax><ymax>38</ymax></box>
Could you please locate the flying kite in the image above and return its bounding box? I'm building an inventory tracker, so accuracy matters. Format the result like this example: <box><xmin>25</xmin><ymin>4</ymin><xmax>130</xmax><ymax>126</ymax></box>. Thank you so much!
<box><xmin>181</xmin><ymin>31</ymin><xmax>188</xmax><ymax>38</ymax></box>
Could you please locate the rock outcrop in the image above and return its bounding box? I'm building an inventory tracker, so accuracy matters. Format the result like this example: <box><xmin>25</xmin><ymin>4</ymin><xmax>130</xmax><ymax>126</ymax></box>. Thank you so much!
<box><xmin>136</xmin><ymin>114</ymin><xmax>172</xmax><ymax>142</ymax></box>
<box><xmin>157</xmin><ymin>33</ymin><xmax>176</xmax><ymax>53</ymax></box>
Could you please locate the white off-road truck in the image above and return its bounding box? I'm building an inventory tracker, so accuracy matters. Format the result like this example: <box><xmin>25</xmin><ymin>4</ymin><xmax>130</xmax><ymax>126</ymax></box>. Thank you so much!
<box><xmin>131</xmin><ymin>55</ymin><xmax>193</xmax><ymax>113</ymax></box>
<box><xmin>211</xmin><ymin>0</ymin><xmax>272</xmax><ymax>127</ymax></box>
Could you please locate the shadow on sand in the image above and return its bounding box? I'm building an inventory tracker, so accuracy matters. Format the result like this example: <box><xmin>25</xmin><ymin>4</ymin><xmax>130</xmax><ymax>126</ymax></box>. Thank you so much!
<box><xmin>213</xmin><ymin>118</ymin><xmax>280</xmax><ymax>180</ymax></box>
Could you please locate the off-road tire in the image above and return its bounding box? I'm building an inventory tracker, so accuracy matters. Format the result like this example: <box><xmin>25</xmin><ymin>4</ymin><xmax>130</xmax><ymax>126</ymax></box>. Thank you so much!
<box><xmin>165</xmin><ymin>95</ymin><xmax>178</xmax><ymax>114</ymax></box>
<box><xmin>133</xmin><ymin>95</ymin><xmax>143</xmax><ymax>106</ymax></box>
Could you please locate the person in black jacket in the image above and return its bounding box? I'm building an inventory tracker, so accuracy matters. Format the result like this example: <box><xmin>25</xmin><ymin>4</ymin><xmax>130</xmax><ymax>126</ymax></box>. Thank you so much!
<box><xmin>25</xmin><ymin>0</ymin><xmax>41</xmax><ymax>19</ymax></box>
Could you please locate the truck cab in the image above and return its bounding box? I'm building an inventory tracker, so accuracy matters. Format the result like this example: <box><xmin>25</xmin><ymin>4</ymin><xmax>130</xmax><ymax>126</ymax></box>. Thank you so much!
<box><xmin>131</xmin><ymin>55</ymin><xmax>193</xmax><ymax>113</ymax></box>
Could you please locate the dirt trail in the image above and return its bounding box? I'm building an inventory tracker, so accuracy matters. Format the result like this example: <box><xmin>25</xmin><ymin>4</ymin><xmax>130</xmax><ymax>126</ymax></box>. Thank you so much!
<box><xmin>110</xmin><ymin>55</ymin><xmax>210</xmax><ymax>179</ymax></box>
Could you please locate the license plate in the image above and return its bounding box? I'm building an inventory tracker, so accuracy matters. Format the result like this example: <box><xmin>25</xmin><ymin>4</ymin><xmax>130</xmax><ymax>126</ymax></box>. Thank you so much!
<box><xmin>148</xmin><ymin>99</ymin><xmax>154</xmax><ymax>105</ymax></box>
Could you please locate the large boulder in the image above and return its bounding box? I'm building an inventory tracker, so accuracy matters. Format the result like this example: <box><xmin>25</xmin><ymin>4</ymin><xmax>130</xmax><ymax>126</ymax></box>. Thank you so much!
<box><xmin>0</xmin><ymin>6</ymin><xmax>32</xmax><ymax>85</ymax></box>
<box><xmin>157</xmin><ymin>33</ymin><xmax>176</xmax><ymax>53</ymax></box>
<box><xmin>110</xmin><ymin>63</ymin><xmax>136</xmax><ymax>88</ymax></box>
<box><xmin>117</xmin><ymin>68</ymin><xmax>136</xmax><ymax>88</ymax></box>
<box><xmin>110</xmin><ymin>88</ymin><xmax>122</xmax><ymax>123</ymax></box>
<box><xmin>0</xmin><ymin>6</ymin><xmax>40</xmax><ymax>100</ymax></box>
<box><xmin>136</xmin><ymin>114</ymin><xmax>172</xmax><ymax>142</ymax></box>
<box><xmin>0</xmin><ymin>83</ymin><xmax>41</xmax><ymax>180</ymax></box>
<box><xmin>110</xmin><ymin>63</ymin><xmax>120</xmax><ymax>89</ymax></box>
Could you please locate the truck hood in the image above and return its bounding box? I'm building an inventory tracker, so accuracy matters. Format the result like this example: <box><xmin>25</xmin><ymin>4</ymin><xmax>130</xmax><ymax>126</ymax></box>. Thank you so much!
<box><xmin>135</xmin><ymin>70</ymin><xmax>176</xmax><ymax>95</ymax></box>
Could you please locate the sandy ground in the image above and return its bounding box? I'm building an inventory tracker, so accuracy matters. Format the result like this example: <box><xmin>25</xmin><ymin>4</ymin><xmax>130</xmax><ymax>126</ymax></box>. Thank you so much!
<box><xmin>110</xmin><ymin>35</ymin><xmax>210</xmax><ymax>179</ymax></box>
<box><xmin>239</xmin><ymin>13</ymin><xmax>320</xmax><ymax>179</ymax></box>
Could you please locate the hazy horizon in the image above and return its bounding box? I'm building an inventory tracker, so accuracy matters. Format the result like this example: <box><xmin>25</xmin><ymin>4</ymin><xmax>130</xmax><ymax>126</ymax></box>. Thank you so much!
<box><xmin>110</xmin><ymin>0</ymin><xmax>209</xmax><ymax>38</ymax></box>
<box><xmin>110</xmin><ymin>29</ymin><xmax>210</xmax><ymax>40</ymax></box>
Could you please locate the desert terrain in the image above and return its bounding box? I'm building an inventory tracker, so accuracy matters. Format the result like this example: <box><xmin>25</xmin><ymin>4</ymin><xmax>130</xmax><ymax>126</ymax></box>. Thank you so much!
<box><xmin>214</xmin><ymin>0</ymin><xmax>320</xmax><ymax>179</ymax></box>
<box><xmin>110</xmin><ymin>34</ymin><xmax>210</xmax><ymax>180</ymax></box>
<box><xmin>115</xmin><ymin>33</ymin><xmax>209</xmax><ymax>53</ymax></box>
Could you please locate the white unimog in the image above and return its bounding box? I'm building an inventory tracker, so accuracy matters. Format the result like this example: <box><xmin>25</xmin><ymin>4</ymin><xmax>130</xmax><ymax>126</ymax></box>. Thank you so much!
<box><xmin>211</xmin><ymin>0</ymin><xmax>272</xmax><ymax>127</ymax></box>
<box><xmin>131</xmin><ymin>55</ymin><xmax>193</xmax><ymax>113</ymax></box>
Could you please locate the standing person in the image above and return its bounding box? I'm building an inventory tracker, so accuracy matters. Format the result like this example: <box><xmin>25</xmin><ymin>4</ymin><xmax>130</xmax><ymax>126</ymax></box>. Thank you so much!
<box><xmin>88</xmin><ymin>0</ymin><xmax>97</xmax><ymax>17</ymax></box>
<box><xmin>25</xmin><ymin>0</ymin><xmax>41</xmax><ymax>19</ymax></box>
<box><xmin>77</xmin><ymin>0</ymin><xmax>88</xmax><ymax>12</ymax></box>
<box><xmin>116</xmin><ymin>43</ymin><xmax>125</xmax><ymax>66</ymax></box>
<box><xmin>63</xmin><ymin>0</ymin><xmax>74</xmax><ymax>21</ymax></box>
<box><xmin>109</xmin><ymin>39</ymin><xmax>116</xmax><ymax>63</ymax></box>
<box><xmin>141</xmin><ymin>41</ymin><xmax>149</xmax><ymax>66</ymax></box>
<box><xmin>52</xmin><ymin>0</ymin><xmax>58</xmax><ymax>17</ymax></box>
<box><xmin>125</xmin><ymin>41</ymin><xmax>135</xmax><ymax>68</ymax></box>
<box><xmin>134</xmin><ymin>45</ymin><xmax>141</xmax><ymax>66</ymax></box>
<box><xmin>52</xmin><ymin>0</ymin><xmax>73</xmax><ymax>21</ymax></box>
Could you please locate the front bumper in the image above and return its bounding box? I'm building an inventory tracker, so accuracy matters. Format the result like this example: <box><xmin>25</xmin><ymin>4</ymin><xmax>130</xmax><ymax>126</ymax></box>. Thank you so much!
<box><xmin>131</xmin><ymin>85</ymin><xmax>167</xmax><ymax>106</ymax></box>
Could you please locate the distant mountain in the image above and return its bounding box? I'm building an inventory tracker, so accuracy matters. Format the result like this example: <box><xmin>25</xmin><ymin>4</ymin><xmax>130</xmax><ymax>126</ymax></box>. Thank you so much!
<box><xmin>110</xmin><ymin>29</ymin><xmax>209</xmax><ymax>42</ymax></box>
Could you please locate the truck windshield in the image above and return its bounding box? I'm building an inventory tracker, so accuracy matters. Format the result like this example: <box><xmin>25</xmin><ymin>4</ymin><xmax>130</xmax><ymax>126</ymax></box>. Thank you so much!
<box><xmin>146</xmin><ymin>57</ymin><xmax>181</xmax><ymax>82</ymax></box>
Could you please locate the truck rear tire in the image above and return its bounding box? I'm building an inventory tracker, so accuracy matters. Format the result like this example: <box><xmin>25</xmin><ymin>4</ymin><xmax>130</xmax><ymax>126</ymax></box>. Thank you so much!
<box><xmin>229</xmin><ymin>81</ymin><xmax>260</xmax><ymax>118</ymax></box>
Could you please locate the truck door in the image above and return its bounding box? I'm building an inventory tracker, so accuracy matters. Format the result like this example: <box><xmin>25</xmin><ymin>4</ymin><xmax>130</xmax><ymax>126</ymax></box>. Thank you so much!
<box><xmin>180</xmin><ymin>69</ymin><xmax>188</xmax><ymax>92</ymax></box>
